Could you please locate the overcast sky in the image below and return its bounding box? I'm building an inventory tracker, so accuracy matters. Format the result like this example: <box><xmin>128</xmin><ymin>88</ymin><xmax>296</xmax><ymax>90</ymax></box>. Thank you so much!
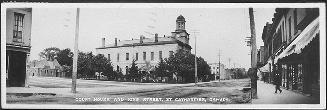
<box><xmin>29</xmin><ymin>5</ymin><xmax>275</xmax><ymax>69</ymax></box>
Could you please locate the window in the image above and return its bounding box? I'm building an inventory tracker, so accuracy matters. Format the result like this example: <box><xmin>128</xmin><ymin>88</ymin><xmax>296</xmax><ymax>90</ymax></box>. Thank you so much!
<box><xmin>282</xmin><ymin>22</ymin><xmax>285</xmax><ymax>42</ymax></box>
<box><xmin>143</xmin><ymin>52</ymin><xmax>146</xmax><ymax>60</ymax></box>
<box><xmin>126</xmin><ymin>66</ymin><xmax>129</xmax><ymax>75</ymax></box>
<box><xmin>293</xmin><ymin>9</ymin><xmax>297</xmax><ymax>34</ymax></box>
<box><xmin>116</xmin><ymin>65</ymin><xmax>120</xmax><ymax>71</ymax></box>
<box><xmin>159</xmin><ymin>51</ymin><xmax>162</xmax><ymax>60</ymax></box>
<box><xmin>135</xmin><ymin>53</ymin><xmax>138</xmax><ymax>61</ymax></box>
<box><xmin>126</xmin><ymin>53</ymin><xmax>129</xmax><ymax>60</ymax></box>
<box><xmin>169</xmin><ymin>51</ymin><xmax>174</xmax><ymax>57</ymax></box>
<box><xmin>13</xmin><ymin>12</ymin><xmax>24</xmax><ymax>42</ymax></box>
<box><xmin>108</xmin><ymin>54</ymin><xmax>110</xmax><ymax>61</ymax></box>
<box><xmin>117</xmin><ymin>53</ymin><xmax>120</xmax><ymax>62</ymax></box>
<box><xmin>288</xmin><ymin>17</ymin><xmax>292</xmax><ymax>43</ymax></box>
<box><xmin>151</xmin><ymin>52</ymin><xmax>154</xmax><ymax>61</ymax></box>
<box><xmin>273</xmin><ymin>29</ymin><xmax>282</xmax><ymax>53</ymax></box>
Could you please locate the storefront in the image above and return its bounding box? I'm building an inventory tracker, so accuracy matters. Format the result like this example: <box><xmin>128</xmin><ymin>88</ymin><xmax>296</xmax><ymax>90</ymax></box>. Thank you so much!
<box><xmin>259</xmin><ymin>60</ymin><xmax>272</xmax><ymax>83</ymax></box>
<box><xmin>273</xmin><ymin>17</ymin><xmax>320</xmax><ymax>97</ymax></box>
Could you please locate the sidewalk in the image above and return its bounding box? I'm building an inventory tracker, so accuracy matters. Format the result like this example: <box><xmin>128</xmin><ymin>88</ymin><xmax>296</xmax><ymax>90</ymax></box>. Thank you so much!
<box><xmin>252</xmin><ymin>81</ymin><xmax>319</xmax><ymax>104</ymax></box>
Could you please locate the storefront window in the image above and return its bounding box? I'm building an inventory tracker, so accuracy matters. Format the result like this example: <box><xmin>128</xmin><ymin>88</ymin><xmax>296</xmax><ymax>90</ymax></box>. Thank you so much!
<box><xmin>282</xmin><ymin>64</ymin><xmax>287</xmax><ymax>88</ymax></box>
<box><xmin>297</xmin><ymin>64</ymin><xmax>304</xmax><ymax>92</ymax></box>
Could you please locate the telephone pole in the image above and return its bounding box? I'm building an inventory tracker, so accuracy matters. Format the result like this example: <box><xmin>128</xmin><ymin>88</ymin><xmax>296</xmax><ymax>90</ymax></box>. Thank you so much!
<box><xmin>72</xmin><ymin>8</ymin><xmax>80</xmax><ymax>93</ymax></box>
<box><xmin>228</xmin><ymin>58</ymin><xmax>231</xmax><ymax>69</ymax></box>
<box><xmin>248</xmin><ymin>7</ymin><xmax>258</xmax><ymax>99</ymax></box>
<box><xmin>233</xmin><ymin>63</ymin><xmax>236</xmax><ymax>69</ymax></box>
<box><xmin>191</xmin><ymin>30</ymin><xmax>199</xmax><ymax>85</ymax></box>
<box><xmin>218</xmin><ymin>49</ymin><xmax>221</xmax><ymax>81</ymax></box>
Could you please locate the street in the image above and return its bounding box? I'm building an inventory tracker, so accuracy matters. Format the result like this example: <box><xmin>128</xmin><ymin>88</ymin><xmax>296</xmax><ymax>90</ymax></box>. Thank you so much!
<box><xmin>7</xmin><ymin>77</ymin><xmax>251</xmax><ymax>104</ymax></box>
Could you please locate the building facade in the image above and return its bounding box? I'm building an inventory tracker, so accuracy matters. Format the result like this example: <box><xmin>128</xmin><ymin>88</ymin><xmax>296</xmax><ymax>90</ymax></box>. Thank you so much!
<box><xmin>96</xmin><ymin>15</ymin><xmax>192</xmax><ymax>75</ymax></box>
<box><xmin>6</xmin><ymin>8</ymin><xmax>32</xmax><ymax>87</ymax></box>
<box><xmin>209</xmin><ymin>63</ymin><xmax>230</xmax><ymax>80</ymax></box>
<box><xmin>260</xmin><ymin>8</ymin><xmax>320</xmax><ymax>98</ymax></box>
<box><xmin>257</xmin><ymin>46</ymin><xmax>265</xmax><ymax>65</ymax></box>
<box><xmin>27</xmin><ymin>59</ymin><xmax>65</xmax><ymax>77</ymax></box>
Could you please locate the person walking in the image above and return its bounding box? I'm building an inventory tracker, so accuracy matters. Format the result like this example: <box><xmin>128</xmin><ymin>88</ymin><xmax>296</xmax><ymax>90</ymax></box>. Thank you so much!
<box><xmin>274</xmin><ymin>73</ymin><xmax>282</xmax><ymax>93</ymax></box>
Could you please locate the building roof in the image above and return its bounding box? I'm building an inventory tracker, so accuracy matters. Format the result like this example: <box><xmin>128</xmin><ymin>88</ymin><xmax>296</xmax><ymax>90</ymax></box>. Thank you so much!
<box><xmin>29</xmin><ymin>59</ymin><xmax>62</xmax><ymax>69</ymax></box>
<box><xmin>176</xmin><ymin>15</ymin><xmax>185</xmax><ymax>21</ymax></box>
<box><xmin>97</xmin><ymin>36</ymin><xmax>192</xmax><ymax>49</ymax></box>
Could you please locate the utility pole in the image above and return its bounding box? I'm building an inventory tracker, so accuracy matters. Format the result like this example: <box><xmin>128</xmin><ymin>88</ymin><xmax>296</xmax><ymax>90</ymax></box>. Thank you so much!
<box><xmin>228</xmin><ymin>58</ymin><xmax>231</xmax><ymax>69</ymax></box>
<box><xmin>218</xmin><ymin>49</ymin><xmax>221</xmax><ymax>81</ymax></box>
<box><xmin>233</xmin><ymin>63</ymin><xmax>236</xmax><ymax>69</ymax></box>
<box><xmin>191</xmin><ymin>30</ymin><xmax>199</xmax><ymax>85</ymax></box>
<box><xmin>72</xmin><ymin>8</ymin><xmax>80</xmax><ymax>93</ymax></box>
<box><xmin>248</xmin><ymin>7</ymin><xmax>258</xmax><ymax>99</ymax></box>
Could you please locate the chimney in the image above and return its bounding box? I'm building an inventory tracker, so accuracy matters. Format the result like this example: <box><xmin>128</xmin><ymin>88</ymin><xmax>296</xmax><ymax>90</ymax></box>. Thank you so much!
<box><xmin>115</xmin><ymin>38</ymin><xmax>118</xmax><ymax>46</ymax></box>
<box><xmin>140</xmin><ymin>36</ymin><xmax>144</xmax><ymax>43</ymax></box>
<box><xmin>102</xmin><ymin>38</ymin><xmax>105</xmax><ymax>47</ymax></box>
<box><xmin>154</xmin><ymin>33</ymin><xmax>158</xmax><ymax>42</ymax></box>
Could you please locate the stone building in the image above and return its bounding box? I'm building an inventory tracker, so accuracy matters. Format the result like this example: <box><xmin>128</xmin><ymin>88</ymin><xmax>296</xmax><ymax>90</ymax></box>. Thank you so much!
<box><xmin>96</xmin><ymin>15</ymin><xmax>192</xmax><ymax>75</ymax></box>
<box><xmin>27</xmin><ymin>59</ymin><xmax>65</xmax><ymax>77</ymax></box>
<box><xmin>6</xmin><ymin>8</ymin><xmax>32</xmax><ymax>87</ymax></box>
<box><xmin>259</xmin><ymin>8</ymin><xmax>320</xmax><ymax>98</ymax></box>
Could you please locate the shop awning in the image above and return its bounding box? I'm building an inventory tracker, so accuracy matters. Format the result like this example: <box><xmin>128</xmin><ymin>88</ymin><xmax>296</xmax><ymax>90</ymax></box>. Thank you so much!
<box><xmin>259</xmin><ymin>63</ymin><xmax>270</xmax><ymax>72</ymax></box>
<box><xmin>274</xmin><ymin>17</ymin><xmax>320</xmax><ymax>63</ymax></box>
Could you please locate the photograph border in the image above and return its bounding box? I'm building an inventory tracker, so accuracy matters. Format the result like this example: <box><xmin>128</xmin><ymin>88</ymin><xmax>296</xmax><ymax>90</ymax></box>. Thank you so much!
<box><xmin>1</xmin><ymin>3</ymin><xmax>326</xmax><ymax>109</ymax></box>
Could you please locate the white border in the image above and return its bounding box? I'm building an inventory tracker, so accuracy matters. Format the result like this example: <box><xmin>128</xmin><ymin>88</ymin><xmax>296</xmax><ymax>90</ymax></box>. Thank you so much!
<box><xmin>1</xmin><ymin>3</ymin><xmax>326</xmax><ymax>109</ymax></box>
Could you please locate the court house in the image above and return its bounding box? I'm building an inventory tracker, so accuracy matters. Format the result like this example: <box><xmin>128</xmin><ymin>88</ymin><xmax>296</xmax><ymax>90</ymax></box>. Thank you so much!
<box><xmin>96</xmin><ymin>15</ymin><xmax>192</xmax><ymax>74</ymax></box>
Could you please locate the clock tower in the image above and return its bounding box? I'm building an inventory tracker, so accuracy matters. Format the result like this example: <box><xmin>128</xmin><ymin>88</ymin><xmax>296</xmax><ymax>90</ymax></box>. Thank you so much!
<box><xmin>176</xmin><ymin>15</ymin><xmax>186</xmax><ymax>31</ymax></box>
<box><xmin>172</xmin><ymin>15</ymin><xmax>190</xmax><ymax>44</ymax></box>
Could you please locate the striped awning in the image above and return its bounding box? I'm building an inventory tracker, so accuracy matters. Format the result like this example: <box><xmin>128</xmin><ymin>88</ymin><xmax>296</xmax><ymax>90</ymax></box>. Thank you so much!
<box><xmin>274</xmin><ymin>17</ymin><xmax>320</xmax><ymax>63</ymax></box>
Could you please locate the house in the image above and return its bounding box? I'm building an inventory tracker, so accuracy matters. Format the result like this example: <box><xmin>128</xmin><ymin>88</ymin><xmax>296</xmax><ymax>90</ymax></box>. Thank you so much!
<box><xmin>27</xmin><ymin>59</ymin><xmax>65</xmax><ymax>77</ymax></box>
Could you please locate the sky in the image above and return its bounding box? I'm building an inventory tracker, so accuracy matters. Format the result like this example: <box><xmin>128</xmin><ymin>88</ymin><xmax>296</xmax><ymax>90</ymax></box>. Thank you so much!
<box><xmin>29</xmin><ymin>5</ymin><xmax>275</xmax><ymax>69</ymax></box>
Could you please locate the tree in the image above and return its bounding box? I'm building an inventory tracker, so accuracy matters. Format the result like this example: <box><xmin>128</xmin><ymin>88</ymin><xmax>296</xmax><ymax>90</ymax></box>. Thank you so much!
<box><xmin>154</xmin><ymin>58</ymin><xmax>169</xmax><ymax>78</ymax></box>
<box><xmin>162</xmin><ymin>49</ymin><xmax>211</xmax><ymax>83</ymax></box>
<box><xmin>93</xmin><ymin>54</ymin><xmax>107</xmax><ymax>73</ymax></box>
<box><xmin>39</xmin><ymin>47</ymin><xmax>61</xmax><ymax>61</ymax></box>
<box><xmin>77</xmin><ymin>52</ymin><xmax>89</xmax><ymax>78</ymax></box>
<box><xmin>143</xmin><ymin>61</ymin><xmax>154</xmax><ymax>80</ymax></box>
<box><xmin>103</xmin><ymin>58</ymin><xmax>114</xmax><ymax>80</ymax></box>
<box><xmin>56</xmin><ymin>48</ymin><xmax>73</xmax><ymax>66</ymax></box>
<box><xmin>127</xmin><ymin>60</ymin><xmax>139</xmax><ymax>81</ymax></box>
<box><xmin>62</xmin><ymin>65</ymin><xmax>72</xmax><ymax>78</ymax></box>
<box><xmin>76</xmin><ymin>52</ymin><xmax>115</xmax><ymax>80</ymax></box>
<box><xmin>197</xmin><ymin>56</ymin><xmax>211</xmax><ymax>82</ymax></box>
<box><xmin>77</xmin><ymin>52</ymin><xmax>96</xmax><ymax>78</ymax></box>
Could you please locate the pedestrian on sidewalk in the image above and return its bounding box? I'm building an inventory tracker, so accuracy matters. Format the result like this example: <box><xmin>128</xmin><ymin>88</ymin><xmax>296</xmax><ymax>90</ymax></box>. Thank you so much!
<box><xmin>273</xmin><ymin>73</ymin><xmax>282</xmax><ymax>93</ymax></box>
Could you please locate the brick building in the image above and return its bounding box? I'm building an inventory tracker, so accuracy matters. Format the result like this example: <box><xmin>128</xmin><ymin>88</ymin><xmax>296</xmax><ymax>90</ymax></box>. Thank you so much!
<box><xmin>6</xmin><ymin>8</ymin><xmax>32</xmax><ymax>87</ymax></box>
<box><xmin>259</xmin><ymin>8</ymin><xmax>320</xmax><ymax>98</ymax></box>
